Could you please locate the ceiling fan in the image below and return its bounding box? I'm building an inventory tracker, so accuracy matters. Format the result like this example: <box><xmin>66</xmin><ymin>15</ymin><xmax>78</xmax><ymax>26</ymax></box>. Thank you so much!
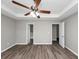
<box><xmin>12</xmin><ymin>0</ymin><xmax>51</xmax><ymax>18</ymax></box>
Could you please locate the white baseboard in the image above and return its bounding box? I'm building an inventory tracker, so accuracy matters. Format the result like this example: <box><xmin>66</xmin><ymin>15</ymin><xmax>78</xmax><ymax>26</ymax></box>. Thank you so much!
<box><xmin>16</xmin><ymin>43</ymin><xmax>28</xmax><ymax>45</ymax></box>
<box><xmin>66</xmin><ymin>46</ymin><xmax>78</xmax><ymax>56</ymax></box>
<box><xmin>33</xmin><ymin>43</ymin><xmax>52</xmax><ymax>45</ymax></box>
<box><xmin>1</xmin><ymin>43</ymin><xmax>28</xmax><ymax>53</ymax></box>
<box><xmin>1</xmin><ymin>44</ymin><xmax>16</xmax><ymax>53</ymax></box>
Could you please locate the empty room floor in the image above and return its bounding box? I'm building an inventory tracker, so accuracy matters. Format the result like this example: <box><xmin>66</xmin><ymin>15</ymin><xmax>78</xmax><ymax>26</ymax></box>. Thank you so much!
<box><xmin>1</xmin><ymin>43</ymin><xmax>77</xmax><ymax>59</ymax></box>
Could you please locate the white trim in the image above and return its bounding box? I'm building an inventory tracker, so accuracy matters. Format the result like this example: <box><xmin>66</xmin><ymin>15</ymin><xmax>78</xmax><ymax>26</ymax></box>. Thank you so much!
<box><xmin>16</xmin><ymin>43</ymin><xmax>28</xmax><ymax>45</ymax></box>
<box><xmin>1</xmin><ymin>44</ymin><xmax>16</xmax><ymax>53</ymax></box>
<box><xmin>59</xmin><ymin>1</ymin><xmax>77</xmax><ymax>16</ymax></box>
<box><xmin>33</xmin><ymin>43</ymin><xmax>52</xmax><ymax>45</ymax></box>
<box><xmin>66</xmin><ymin>46</ymin><xmax>78</xmax><ymax>56</ymax></box>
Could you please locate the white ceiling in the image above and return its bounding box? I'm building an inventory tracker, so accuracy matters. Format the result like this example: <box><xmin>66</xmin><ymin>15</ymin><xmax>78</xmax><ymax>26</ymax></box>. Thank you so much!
<box><xmin>1</xmin><ymin>0</ymin><xmax>78</xmax><ymax>20</ymax></box>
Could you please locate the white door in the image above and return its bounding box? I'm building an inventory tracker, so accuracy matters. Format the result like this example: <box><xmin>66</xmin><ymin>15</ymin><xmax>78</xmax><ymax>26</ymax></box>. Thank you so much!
<box><xmin>59</xmin><ymin>22</ymin><xmax>65</xmax><ymax>48</ymax></box>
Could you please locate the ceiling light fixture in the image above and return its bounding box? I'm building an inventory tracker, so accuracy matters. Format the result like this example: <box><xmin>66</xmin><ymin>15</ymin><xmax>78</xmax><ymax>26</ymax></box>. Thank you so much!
<box><xmin>12</xmin><ymin>0</ymin><xmax>51</xmax><ymax>18</ymax></box>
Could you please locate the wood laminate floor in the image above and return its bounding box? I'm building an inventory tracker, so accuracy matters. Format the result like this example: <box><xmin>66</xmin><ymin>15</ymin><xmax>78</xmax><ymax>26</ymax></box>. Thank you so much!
<box><xmin>1</xmin><ymin>42</ymin><xmax>78</xmax><ymax>59</ymax></box>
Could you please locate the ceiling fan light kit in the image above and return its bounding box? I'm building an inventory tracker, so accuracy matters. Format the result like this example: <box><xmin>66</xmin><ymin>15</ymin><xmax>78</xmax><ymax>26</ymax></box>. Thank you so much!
<box><xmin>31</xmin><ymin>12</ymin><xmax>36</xmax><ymax>18</ymax></box>
<box><xmin>12</xmin><ymin>0</ymin><xmax>51</xmax><ymax>18</ymax></box>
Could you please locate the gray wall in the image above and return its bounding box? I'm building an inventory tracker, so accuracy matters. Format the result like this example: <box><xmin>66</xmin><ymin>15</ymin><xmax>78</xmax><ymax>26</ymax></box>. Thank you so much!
<box><xmin>1</xmin><ymin>15</ymin><xmax>16</xmax><ymax>52</ymax></box>
<box><xmin>16</xmin><ymin>20</ymin><xmax>60</xmax><ymax>44</ymax></box>
<box><xmin>64</xmin><ymin>13</ymin><xmax>78</xmax><ymax>55</ymax></box>
<box><xmin>33</xmin><ymin>21</ymin><xmax>52</xmax><ymax>44</ymax></box>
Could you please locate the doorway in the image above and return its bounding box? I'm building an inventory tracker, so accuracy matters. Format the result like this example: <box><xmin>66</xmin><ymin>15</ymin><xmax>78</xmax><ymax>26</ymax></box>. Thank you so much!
<box><xmin>52</xmin><ymin>24</ymin><xmax>59</xmax><ymax>43</ymax></box>
<box><xmin>52</xmin><ymin>23</ymin><xmax>65</xmax><ymax>48</ymax></box>
<box><xmin>28</xmin><ymin>24</ymin><xmax>33</xmax><ymax>45</ymax></box>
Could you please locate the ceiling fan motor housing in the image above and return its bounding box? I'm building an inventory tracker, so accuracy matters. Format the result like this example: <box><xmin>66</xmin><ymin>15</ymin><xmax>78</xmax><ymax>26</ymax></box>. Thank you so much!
<box><xmin>31</xmin><ymin>6</ymin><xmax>38</xmax><ymax>11</ymax></box>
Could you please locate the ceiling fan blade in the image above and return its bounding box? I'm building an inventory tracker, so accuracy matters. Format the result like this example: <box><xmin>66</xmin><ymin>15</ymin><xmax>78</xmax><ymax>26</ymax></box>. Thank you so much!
<box><xmin>12</xmin><ymin>0</ymin><xmax>30</xmax><ymax>9</ymax></box>
<box><xmin>24</xmin><ymin>12</ymin><xmax>30</xmax><ymax>16</ymax></box>
<box><xmin>33</xmin><ymin>0</ymin><xmax>41</xmax><ymax>8</ymax></box>
<box><xmin>39</xmin><ymin>10</ymin><xmax>51</xmax><ymax>14</ymax></box>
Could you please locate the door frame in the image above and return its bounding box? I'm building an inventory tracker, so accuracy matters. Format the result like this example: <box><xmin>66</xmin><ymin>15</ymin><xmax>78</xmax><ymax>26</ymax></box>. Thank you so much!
<box><xmin>59</xmin><ymin>22</ymin><xmax>65</xmax><ymax>48</ymax></box>
<box><xmin>26</xmin><ymin>23</ymin><xmax>35</xmax><ymax>44</ymax></box>
<box><xmin>52</xmin><ymin>23</ymin><xmax>65</xmax><ymax>48</ymax></box>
